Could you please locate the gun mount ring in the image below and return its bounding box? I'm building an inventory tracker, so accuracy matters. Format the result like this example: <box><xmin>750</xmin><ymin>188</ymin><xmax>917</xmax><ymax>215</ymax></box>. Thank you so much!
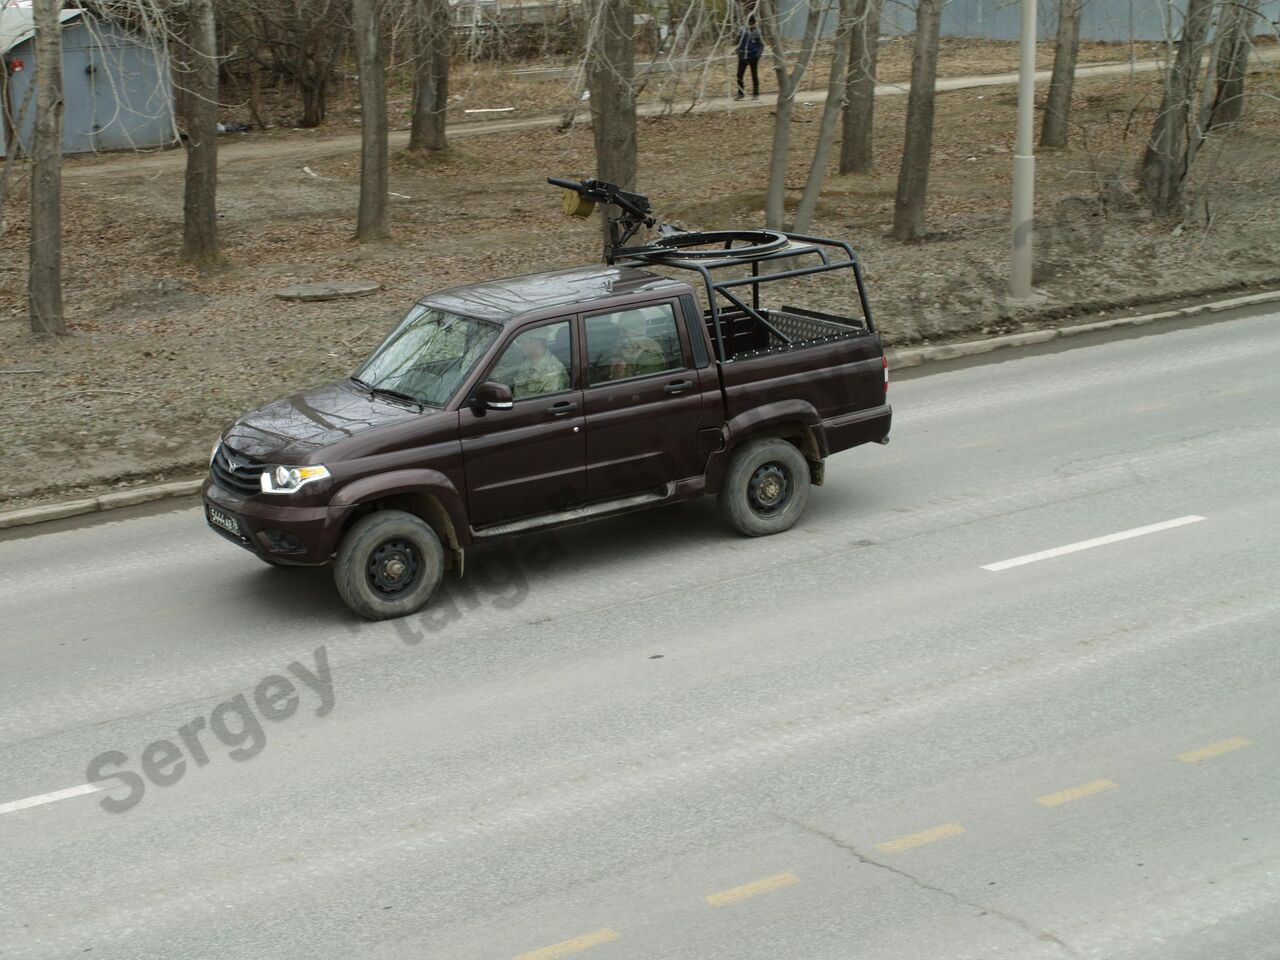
<box><xmin>647</xmin><ymin>229</ymin><xmax>790</xmax><ymax>259</ymax></box>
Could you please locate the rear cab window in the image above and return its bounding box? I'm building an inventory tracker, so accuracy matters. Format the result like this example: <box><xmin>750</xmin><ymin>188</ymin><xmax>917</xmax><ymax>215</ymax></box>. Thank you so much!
<box><xmin>584</xmin><ymin>303</ymin><xmax>686</xmax><ymax>386</ymax></box>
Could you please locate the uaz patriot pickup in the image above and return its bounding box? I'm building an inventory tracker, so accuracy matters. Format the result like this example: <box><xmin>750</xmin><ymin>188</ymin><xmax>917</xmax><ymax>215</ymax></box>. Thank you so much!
<box><xmin>203</xmin><ymin>178</ymin><xmax>892</xmax><ymax>619</ymax></box>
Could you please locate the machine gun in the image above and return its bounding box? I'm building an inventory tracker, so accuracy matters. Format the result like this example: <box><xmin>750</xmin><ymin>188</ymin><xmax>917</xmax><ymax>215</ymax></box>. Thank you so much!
<box><xmin>547</xmin><ymin>177</ymin><xmax>660</xmax><ymax>264</ymax></box>
<box><xmin>547</xmin><ymin>175</ymin><xmax>795</xmax><ymax>266</ymax></box>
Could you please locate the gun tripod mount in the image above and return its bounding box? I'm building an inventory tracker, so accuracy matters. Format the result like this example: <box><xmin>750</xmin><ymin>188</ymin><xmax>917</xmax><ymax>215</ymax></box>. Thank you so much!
<box><xmin>548</xmin><ymin>177</ymin><xmax>658</xmax><ymax>264</ymax></box>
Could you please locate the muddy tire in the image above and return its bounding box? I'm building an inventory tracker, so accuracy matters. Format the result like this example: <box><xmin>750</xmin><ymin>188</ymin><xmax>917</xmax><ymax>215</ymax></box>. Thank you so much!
<box><xmin>334</xmin><ymin>510</ymin><xmax>445</xmax><ymax>620</ymax></box>
<box><xmin>718</xmin><ymin>438</ymin><xmax>812</xmax><ymax>537</ymax></box>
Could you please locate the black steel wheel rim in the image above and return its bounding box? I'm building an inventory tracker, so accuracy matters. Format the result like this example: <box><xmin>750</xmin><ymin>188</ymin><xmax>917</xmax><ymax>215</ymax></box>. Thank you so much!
<box><xmin>747</xmin><ymin>462</ymin><xmax>792</xmax><ymax>517</ymax></box>
<box><xmin>367</xmin><ymin>538</ymin><xmax>422</xmax><ymax>598</ymax></box>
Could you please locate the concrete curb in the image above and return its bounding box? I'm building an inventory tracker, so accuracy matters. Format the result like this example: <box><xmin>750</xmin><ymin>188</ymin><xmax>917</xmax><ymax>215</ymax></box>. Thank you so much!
<box><xmin>886</xmin><ymin>289</ymin><xmax>1280</xmax><ymax>370</ymax></box>
<box><xmin>1</xmin><ymin>287</ymin><xmax>1277</xmax><ymax>533</ymax></box>
<box><xmin>0</xmin><ymin>479</ymin><xmax>204</xmax><ymax>530</ymax></box>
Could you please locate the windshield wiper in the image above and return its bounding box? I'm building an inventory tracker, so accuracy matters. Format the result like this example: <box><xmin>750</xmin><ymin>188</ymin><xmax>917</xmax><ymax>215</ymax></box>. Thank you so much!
<box><xmin>369</xmin><ymin>386</ymin><xmax>424</xmax><ymax>411</ymax></box>
<box><xmin>350</xmin><ymin>376</ymin><xmax>371</xmax><ymax>390</ymax></box>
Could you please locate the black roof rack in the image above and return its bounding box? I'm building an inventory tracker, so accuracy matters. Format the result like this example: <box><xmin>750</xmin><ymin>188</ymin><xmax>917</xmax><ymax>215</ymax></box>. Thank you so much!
<box><xmin>548</xmin><ymin>177</ymin><xmax>877</xmax><ymax>361</ymax></box>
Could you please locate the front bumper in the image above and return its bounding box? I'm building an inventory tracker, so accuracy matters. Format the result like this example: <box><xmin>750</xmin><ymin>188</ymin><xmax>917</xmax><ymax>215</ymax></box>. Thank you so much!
<box><xmin>202</xmin><ymin>477</ymin><xmax>347</xmax><ymax>566</ymax></box>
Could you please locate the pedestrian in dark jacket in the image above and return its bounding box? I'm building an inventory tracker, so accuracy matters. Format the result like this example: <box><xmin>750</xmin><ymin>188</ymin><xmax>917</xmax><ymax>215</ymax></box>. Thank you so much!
<box><xmin>735</xmin><ymin>15</ymin><xmax>764</xmax><ymax>100</ymax></box>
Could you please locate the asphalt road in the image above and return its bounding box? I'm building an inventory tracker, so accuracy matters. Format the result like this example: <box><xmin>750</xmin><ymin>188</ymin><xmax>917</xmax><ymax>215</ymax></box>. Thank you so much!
<box><xmin>2</xmin><ymin>309</ymin><xmax>1278</xmax><ymax>960</ymax></box>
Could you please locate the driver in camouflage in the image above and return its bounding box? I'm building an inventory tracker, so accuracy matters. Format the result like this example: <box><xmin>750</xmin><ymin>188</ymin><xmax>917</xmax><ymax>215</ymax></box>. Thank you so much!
<box><xmin>511</xmin><ymin>331</ymin><xmax>569</xmax><ymax>399</ymax></box>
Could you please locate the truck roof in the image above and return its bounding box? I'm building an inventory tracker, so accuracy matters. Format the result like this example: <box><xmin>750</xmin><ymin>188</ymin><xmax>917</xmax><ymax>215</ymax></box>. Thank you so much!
<box><xmin>423</xmin><ymin>264</ymin><xmax>687</xmax><ymax>322</ymax></box>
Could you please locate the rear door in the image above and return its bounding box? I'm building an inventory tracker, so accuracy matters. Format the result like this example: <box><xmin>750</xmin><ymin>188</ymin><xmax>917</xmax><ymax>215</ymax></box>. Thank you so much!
<box><xmin>581</xmin><ymin>300</ymin><xmax>709</xmax><ymax>502</ymax></box>
<box><xmin>459</xmin><ymin>318</ymin><xmax>586</xmax><ymax>527</ymax></box>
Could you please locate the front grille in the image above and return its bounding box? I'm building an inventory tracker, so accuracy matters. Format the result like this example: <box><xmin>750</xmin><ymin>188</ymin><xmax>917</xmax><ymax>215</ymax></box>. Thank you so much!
<box><xmin>210</xmin><ymin>444</ymin><xmax>266</xmax><ymax>497</ymax></box>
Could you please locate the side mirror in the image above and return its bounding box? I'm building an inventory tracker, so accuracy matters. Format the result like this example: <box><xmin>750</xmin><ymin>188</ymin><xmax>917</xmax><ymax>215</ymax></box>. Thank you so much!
<box><xmin>473</xmin><ymin>381</ymin><xmax>514</xmax><ymax>411</ymax></box>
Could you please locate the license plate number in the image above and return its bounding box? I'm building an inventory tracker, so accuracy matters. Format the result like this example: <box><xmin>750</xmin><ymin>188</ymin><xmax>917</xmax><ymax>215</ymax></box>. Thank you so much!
<box><xmin>208</xmin><ymin>506</ymin><xmax>242</xmax><ymax>537</ymax></box>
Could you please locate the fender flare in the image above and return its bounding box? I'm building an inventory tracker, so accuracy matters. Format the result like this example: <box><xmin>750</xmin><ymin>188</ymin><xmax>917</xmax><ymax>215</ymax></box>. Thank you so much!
<box><xmin>726</xmin><ymin>399</ymin><xmax>828</xmax><ymax>458</ymax></box>
<box><xmin>323</xmin><ymin>469</ymin><xmax>471</xmax><ymax>554</ymax></box>
<box><xmin>707</xmin><ymin>400</ymin><xmax>829</xmax><ymax>491</ymax></box>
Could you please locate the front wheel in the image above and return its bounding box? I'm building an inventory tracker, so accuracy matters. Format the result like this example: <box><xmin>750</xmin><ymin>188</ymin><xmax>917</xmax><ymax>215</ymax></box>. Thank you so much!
<box><xmin>334</xmin><ymin>510</ymin><xmax>445</xmax><ymax>620</ymax></box>
<box><xmin>718</xmin><ymin>438</ymin><xmax>812</xmax><ymax>537</ymax></box>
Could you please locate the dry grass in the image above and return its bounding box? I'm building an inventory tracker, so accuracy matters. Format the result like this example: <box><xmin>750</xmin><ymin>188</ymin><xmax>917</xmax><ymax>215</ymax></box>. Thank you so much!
<box><xmin>0</xmin><ymin>53</ymin><xmax>1277</xmax><ymax>506</ymax></box>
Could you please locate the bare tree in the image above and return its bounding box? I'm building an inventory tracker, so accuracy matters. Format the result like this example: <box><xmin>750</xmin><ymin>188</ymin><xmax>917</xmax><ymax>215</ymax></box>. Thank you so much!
<box><xmin>1</xmin><ymin>65</ymin><xmax>37</xmax><ymax>237</ymax></box>
<box><xmin>1139</xmin><ymin>0</ymin><xmax>1216</xmax><ymax>218</ymax></box>
<box><xmin>758</xmin><ymin>0</ymin><xmax>825</xmax><ymax>230</ymax></box>
<box><xmin>87</xmin><ymin>0</ymin><xmax>221</xmax><ymax>263</ymax></box>
<box><xmin>839</xmin><ymin>0</ymin><xmax>883</xmax><ymax>174</ymax></box>
<box><xmin>353</xmin><ymin>0</ymin><xmax>390</xmax><ymax>240</ymax></box>
<box><xmin>892</xmin><ymin>0</ymin><xmax>943</xmax><ymax>241</ymax></box>
<box><xmin>1040</xmin><ymin>0</ymin><xmax>1082</xmax><ymax>148</ymax></box>
<box><xmin>175</xmin><ymin>0</ymin><xmax>221</xmax><ymax>265</ymax></box>
<box><xmin>220</xmin><ymin>0</ymin><xmax>349</xmax><ymax>128</ymax></box>
<box><xmin>586</xmin><ymin>0</ymin><xmax>637</xmax><ymax>247</ymax></box>
<box><xmin>1207</xmin><ymin>0</ymin><xmax>1256</xmax><ymax>129</ymax></box>
<box><xmin>29</xmin><ymin>0</ymin><xmax>65</xmax><ymax>335</ymax></box>
<box><xmin>408</xmin><ymin>0</ymin><xmax>451</xmax><ymax>152</ymax></box>
<box><xmin>793</xmin><ymin>0</ymin><xmax>855</xmax><ymax>232</ymax></box>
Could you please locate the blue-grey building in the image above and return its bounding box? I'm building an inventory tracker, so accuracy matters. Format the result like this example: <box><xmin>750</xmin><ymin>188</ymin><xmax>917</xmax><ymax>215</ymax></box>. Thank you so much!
<box><xmin>778</xmin><ymin>0</ymin><xmax>1279</xmax><ymax>43</ymax></box>
<box><xmin>1</xmin><ymin>5</ymin><xmax>175</xmax><ymax>157</ymax></box>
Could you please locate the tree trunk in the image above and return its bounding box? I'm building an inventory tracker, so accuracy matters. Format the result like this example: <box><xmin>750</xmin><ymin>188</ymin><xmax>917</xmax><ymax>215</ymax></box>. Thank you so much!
<box><xmin>2</xmin><ymin>68</ymin><xmax>36</xmax><ymax>238</ymax></box>
<box><xmin>1208</xmin><ymin>0</ymin><xmax>1254</xmax><ymax>129</ymax></box>
<box><xmin>839</xmin><ymin>0</ymin><xmax>882</xmax><ymax>175</ymax></box>
<box><xmin>587</xmin><ymin>0</ymin><xmax>637</xmax><ymax>249</ymax></box>
<box><xmin>409</xmin><ymin>0</ymin><xmax>451</xmax><ymax>152</ymax></box>
<box><xmin>353</xmin><ymin>0</ymin><xmax>390</xmax><ymax>241</ymax></box>
<box><xmin>760</xmin><ymin>0</ymin><xmax>822</xmax><ymax>230</ymax></box>
<box><xmin>1040</xmin><ymin>0</ymin><xmax>1081</xmax><ymax>148</ymax></box>
<box><xmin>892</xmin><ymin>0</ymin><xmax>943</xmax><ymax>241</ymax></box>
<box><xmin>1140</xmin><ymin>0</ymin><xmax>1216</xmax><ymax>218</ymax></box>
<box><xmin>793</xmin><ymin>0</ymin><xmax>855</xmax><ymax>232</ymax></box>
<box><xmin>28</xmin><ymin>0</ymin><xmax>64</xmax><ymax>336</ymax></box>
<box><xmin>299</xmin><ymin>80</ymin><xmax>327</xmax><ymax>128</ymax></box>
<box><xmin>247</xmin><ymin>69</ymin><xmax>266</xmax><ymax>132</ymax></box>
<box><xmin>178</xmin><ymin>0</ymin><xmax>220</xmax><ymax>267</ymax></box>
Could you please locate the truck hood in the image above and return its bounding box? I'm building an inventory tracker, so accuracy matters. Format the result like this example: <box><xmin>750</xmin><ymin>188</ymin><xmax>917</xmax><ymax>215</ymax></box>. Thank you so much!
<box><xmin>222</xmin><ymin>380</ymin><xmax>425</xmax><ymax>462</ymax></box>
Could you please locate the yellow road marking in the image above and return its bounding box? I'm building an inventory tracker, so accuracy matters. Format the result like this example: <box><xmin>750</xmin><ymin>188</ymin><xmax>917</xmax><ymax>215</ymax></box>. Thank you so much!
<box><xmin>1132</xmin><ymin>402</ymin><xmax>1172</xmax><ymax>414</ymax></box>
<box><xmin>1037</xmin><ymin>778</ymin><xmax>1117</xmax><ymax>807</ymax></box>
<box><xmin>514</xmin><ymin>929</ymin><xmax>620</xmax><ymax>960</ymax></box>
<box><xmin>705</xmin><ymin>872</ymin><xmax>799</xmax><ymax>906</ymax></box>
<box><xmin>1177</xmin><ymin>737</ymin><xmax>1253</xmax><ymax>764</ymax></box>
<box><xmin>876</xmin><ymin>822</ymin><xmax>966</xmax><ymax>853</ymax></box>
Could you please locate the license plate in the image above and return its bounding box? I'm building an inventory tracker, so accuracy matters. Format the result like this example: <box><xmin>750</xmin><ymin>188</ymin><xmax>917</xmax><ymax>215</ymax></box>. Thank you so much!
<box><xmin>207</xmin><ymin>506</ymin><xmax>242</xmax><ymax>537</ymax></box>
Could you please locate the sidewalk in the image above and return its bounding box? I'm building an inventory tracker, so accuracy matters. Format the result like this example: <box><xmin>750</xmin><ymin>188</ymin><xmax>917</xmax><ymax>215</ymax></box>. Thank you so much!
<box><xmin>67</xmin><ymin>47</ymin><xmax>1280</xmax><ymax>180</ymax></box>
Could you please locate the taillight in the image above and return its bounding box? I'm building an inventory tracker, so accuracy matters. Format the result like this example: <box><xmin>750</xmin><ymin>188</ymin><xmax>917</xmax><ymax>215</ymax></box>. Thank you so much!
<box><xmin>883</xmin><ymin>354</ymin><xmax>889</xmax><ymax>392</ymax></box>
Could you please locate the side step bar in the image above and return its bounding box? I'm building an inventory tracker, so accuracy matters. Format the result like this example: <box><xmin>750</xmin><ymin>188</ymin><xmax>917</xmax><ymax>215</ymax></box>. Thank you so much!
<box><xmin>472</xmin><ymin>484</ymin><xmax>676</xmax><ymax>539</ymax></box>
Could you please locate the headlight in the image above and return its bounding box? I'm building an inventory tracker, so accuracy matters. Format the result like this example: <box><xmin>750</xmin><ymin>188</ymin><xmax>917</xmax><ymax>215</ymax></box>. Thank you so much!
<box><xmin>210</xmin><ymin>439</ymin><xmax>221</xmax><ymax>465</ymax></box>
<box><xmin>260</xmin><ymin>464</ymin><xmax>331</xmax><ymax>495</ymax></box>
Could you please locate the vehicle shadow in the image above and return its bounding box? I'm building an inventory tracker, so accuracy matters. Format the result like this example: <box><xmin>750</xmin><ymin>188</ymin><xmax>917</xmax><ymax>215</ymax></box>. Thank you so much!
<box><xmin>225</xmin><ymin>485</ymin><xmax>877</xmax><ymax>628</ymax></box>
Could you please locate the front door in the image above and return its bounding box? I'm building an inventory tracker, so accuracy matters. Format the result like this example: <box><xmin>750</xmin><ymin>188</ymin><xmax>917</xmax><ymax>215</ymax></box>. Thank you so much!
<box><xmin>460</xmin><ymin>318</ymin><xmax>585</xmax><ymax>528</ymax></box>
<box><xmin>581</xmin><ymin>301</ymin><xmax>707</xmax><ymax>502</ymax></box>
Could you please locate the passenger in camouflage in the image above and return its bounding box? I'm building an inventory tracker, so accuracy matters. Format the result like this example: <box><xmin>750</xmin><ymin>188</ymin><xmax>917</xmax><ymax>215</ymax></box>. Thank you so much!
<box><xmin>608</xmin><ymin>313</ymin><xmax>669</xmax><ymax>381</ymax></box>
<box><xmin>510</xmin><ymin>332</ymin><xmax>569</xmax><ymax>399</ymax></box>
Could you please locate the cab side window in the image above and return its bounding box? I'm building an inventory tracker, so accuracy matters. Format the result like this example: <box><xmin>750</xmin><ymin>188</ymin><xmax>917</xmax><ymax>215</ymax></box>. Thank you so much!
<box><xmin>487</xmin><ymin>321</ymin><xmax>572</xmax><ymax>400</ymax></box>
<box><xmin>585</xmin><ymin>304</ymin><xmax>683</xmax><ymax>385</ymax></box>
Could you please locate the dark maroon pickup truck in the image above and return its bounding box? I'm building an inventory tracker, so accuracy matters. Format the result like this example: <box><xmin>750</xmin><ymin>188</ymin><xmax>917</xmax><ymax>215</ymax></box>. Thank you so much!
<box><xmin>203</xmin><ymin>180</ymin><xmax>891</xmax><ymax>619</ymax></box>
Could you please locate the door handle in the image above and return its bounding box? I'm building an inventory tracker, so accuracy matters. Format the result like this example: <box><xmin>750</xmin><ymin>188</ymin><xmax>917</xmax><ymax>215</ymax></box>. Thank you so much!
<box><xmin>548</xmin><ymin>400</ymin><xmax>578</xmax><ymax>416</ymax></box>
<box><xmin>663</xmin><ymin>380</ymin><xmax>694</xmax><ymax>396</ymax></box>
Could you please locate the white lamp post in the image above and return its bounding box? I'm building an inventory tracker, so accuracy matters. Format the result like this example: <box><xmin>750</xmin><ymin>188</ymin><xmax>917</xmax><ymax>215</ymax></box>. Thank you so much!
<box><xmin>1010</xmin><ymin>0</ymin><xmax>1037</xmax><ymax>300</ymax></box>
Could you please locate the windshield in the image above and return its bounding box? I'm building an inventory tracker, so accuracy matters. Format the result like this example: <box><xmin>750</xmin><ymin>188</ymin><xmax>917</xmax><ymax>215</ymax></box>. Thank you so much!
<box><xmin>354</xmin><ymin>305</ymin><xmax>500</xmax><ymax>406</ymax></box>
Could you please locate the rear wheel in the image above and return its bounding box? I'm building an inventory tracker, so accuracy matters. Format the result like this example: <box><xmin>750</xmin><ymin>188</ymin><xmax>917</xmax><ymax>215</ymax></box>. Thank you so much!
<box><xmin>334</xmin><ymin>510</ymin><xmax>445</xmax><ymax>620</ymax></box>
<box><xmin>718</xmin><ymin>438</ymin><xmax>812</xmax><ymax>537</ymax></box>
